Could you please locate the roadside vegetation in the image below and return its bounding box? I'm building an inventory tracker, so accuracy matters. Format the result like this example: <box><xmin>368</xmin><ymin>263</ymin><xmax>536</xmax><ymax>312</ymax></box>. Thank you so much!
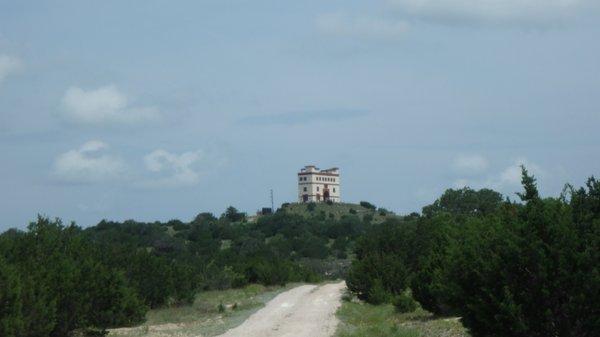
<box><xmin>109</xmin><ymin>284</ymin><xmax>290</xmax><ymax>337</ymax></box>
<box><xmin>345</xmin><ymin>168</ymin><xmax>599</xmax><ymax>337</ymax></box>
<box><xmin>1</xmin><ymin>167</ymin><xmax>598</xmax><ymax>337</ymax></box>
<box><xmin>0</xmin><ymin>202</ymin><xmax>377</xmax><ymax>336</ymax></box>
<box><xmin>335</xmin><ymin>297</ymin><xmax>468</xmax><ymax>337</ymax></box>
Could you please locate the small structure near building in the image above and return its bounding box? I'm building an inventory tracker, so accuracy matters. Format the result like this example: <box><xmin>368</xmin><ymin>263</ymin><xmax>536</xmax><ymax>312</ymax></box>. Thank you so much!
<box><xmin>297</xmin><ymin>165</ymin><xmax>340</xmax><ymax>203</ymax></box>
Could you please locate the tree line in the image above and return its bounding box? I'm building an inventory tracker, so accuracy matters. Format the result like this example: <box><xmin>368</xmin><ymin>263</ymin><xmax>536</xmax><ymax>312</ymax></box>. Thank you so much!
<box><xmin>346</xmin><ymin>168</ymin><xmax>599</xmax><ymax>337</ymax></box>
<box><xmin>0</xmin><ymin>204</ymin><xmax>372</xmax><ymax>336</ymax></box>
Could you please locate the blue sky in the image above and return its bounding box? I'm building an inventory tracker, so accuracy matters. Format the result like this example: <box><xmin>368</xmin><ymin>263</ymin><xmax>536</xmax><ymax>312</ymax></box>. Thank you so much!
<box><xmin>1</xmin><ymin>0</ymin><xmax>599</xmax><ymax>230</ymax></box>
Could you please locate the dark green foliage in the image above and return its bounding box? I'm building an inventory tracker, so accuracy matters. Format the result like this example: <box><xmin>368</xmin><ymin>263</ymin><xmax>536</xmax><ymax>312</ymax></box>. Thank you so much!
<box><xmin>0</xmin><ymin>256</ymin><xmax>23</xmax><ymax>337</ymax></box>
<box><xmin>441</xmin><ymin>171</ymin><xmax>600</xmax><ymax>337</ymax></box>
<box><xmin>347</xmin><ymin>169</ymin><xmax>599</xmax><ymax>337</ymax></box>
<box><xmin>410</xmin><ymin>214</ymin><xmax>462</xmax><ymax>315</ymax></box>
<box><xmin>360</xmin><ymin>201</ymin><xmax>377</xmax><ymax>210</ymax></box>
<box><xmin>393</xmin><ymin>292</ymin><xmax>417</xmax><ymax>313</ymax></box>
<box><xmin>349</xmin><ymin>208</ymin><xmax>357</xmax><ymax>214</ymax></box>
<box><xmin>516</xmin><ymin>165</ymin><xmax>539</xmax><ymax>202</ymax></box>
<box><xmin>346</xmin><ymin>220</ymin><xmax>415</xmax><ymax>303</ymax></box>
<box><xmin>422</xmin><ymin>187</ymin><xmax>503</xmax><ymax>217</ymax></box>
<box><xmin>223</xmin><ymin>206</ymin><xmax>246</xmax><ymax>223</ymax></box>
<box><xmin>0</xmin><ymin>217</ymin><xmax>146</xmax><ymax>337</ymax></box>
<box><xmin>367</xmin><ymin>279</ymin><xmax>393</xmax><ymax>305</ymax></box>
<box><xmin>307</xmin><ymin>202</ymin><xmax>317</xmax><ymax>212</ymax></box>
<box><xmin>0</xmin><ymin>202</ymin><xmax>384</xmax><ymax>336</ymax></box>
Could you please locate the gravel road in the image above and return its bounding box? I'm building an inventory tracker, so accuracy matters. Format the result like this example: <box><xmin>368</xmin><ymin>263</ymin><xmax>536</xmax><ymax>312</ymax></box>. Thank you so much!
<box><xmin>215</xmin><ymin>282</ymin><xmax>346</xmax><ymax>337</ymax></box>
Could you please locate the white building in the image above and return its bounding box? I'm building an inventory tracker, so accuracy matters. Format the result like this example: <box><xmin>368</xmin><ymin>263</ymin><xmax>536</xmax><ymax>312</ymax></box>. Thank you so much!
<box><xmin>298</xmin><ymin>165</ymin><xmax>340</xmax><ymax>203</ymax></box>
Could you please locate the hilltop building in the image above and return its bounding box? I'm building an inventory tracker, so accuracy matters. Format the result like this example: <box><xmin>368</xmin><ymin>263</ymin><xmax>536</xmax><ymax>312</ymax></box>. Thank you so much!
<box><xmin>298</xmin><ymin>165</ymin><xmax>340</xmax><ymax>203</ymax></box>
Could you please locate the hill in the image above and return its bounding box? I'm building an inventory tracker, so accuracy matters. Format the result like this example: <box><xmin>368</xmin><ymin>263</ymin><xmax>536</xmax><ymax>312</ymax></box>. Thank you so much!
<box><xmin>279</xmin><ymin>202</ymin><xmax>397</xmax><ymax>223</ymax></box>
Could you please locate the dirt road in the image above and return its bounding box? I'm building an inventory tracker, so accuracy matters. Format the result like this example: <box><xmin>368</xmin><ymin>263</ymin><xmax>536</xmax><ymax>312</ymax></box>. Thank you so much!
<box><xmin>215</xmin><ymin>282</ymin><xmax>346</xmax><ymax>337</ymax></box>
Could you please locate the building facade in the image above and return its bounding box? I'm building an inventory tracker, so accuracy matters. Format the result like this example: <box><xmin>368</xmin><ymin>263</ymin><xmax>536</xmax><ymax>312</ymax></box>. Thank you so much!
<box><xmin>297</xmin><ymin>165</ymin><xmax>340</xmax><ymax>203</ymax></box>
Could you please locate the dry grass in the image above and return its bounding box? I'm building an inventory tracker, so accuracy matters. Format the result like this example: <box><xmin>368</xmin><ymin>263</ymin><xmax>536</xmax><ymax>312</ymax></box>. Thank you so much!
<box><xmin>335</xmin><ymin>300</ymin><xmax>469</xmax><ymax>337</ymax></box>
<box><xmin>108</xmin><ymin>284</ymin><xmax>291</xmax><ymax>337</ymax></box>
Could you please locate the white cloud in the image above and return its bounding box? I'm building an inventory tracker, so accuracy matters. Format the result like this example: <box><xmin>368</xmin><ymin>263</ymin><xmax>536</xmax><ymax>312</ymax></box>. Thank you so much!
<box><xmin>53</xmin><ymin>140</ymin><xmax>127</xmax><ymax>183</ymax></box>
<box><xmin>451</xmin><ymin>158</ymin><xmax>546</xmax><ymax>194</ymax></box>
<box><xmin>61</xmin><ymin>85</ymin><xmax>159</xmax><ymax>125</ymax></box>
<box><xmin>388</xmin><ymin>0</ymin><xmax>589</xmax><ymax>25</ymax></box>
<box><xmin>316</xmin><ymin>13</ymin><xmax>410</xmax><ymax>39</ymax></box>
<box><xmin>0</xmin><ymin>55</ymin><xmax>22</xmax><ymax>84</ymax></box>
<box><xmin>498</xmin><ymin>158</ymin><xmax>544</xmax><ymax>187</ymax></box>
<box><xmin>143</xmin><ymin>149</ymin><xmax>204</xmax><ymax>187</ymax></box>
<box><xmin>452</xmin><ymin>154</ymin><xmax>489</xmax><ymax>174</ymax></box>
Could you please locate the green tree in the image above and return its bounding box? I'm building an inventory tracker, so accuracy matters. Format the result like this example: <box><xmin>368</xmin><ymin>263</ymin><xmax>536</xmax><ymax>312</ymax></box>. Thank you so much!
<box><xmin>0</xmin><ymin>257</ymin><xmax>23</xmax><ymax>337</ymax></box>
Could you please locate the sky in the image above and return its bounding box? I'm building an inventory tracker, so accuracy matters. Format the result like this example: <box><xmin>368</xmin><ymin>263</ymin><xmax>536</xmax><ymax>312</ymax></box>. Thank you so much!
<box><xmin>1</xmin><ymin>0</ymin><xmax>599</xmax><ymax>230</ymax></box>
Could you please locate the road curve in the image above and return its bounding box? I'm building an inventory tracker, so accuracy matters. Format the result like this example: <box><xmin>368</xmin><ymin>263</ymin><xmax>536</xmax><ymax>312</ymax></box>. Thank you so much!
<box><xmin>215</xmin><ymin>282</ymin><xmax>346</xmax><ymax>337</ymax></box>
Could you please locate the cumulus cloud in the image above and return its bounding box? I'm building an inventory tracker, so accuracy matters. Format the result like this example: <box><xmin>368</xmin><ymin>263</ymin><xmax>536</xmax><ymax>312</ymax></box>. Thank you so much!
<box><xmin>453</xmin><ymin>158</ymin><xmax>545</xmax><ymax>193</ymax></box>
<box><xmin>143</xmin><ymin>149</ymin><xmax>204</xmax><ymax>187</ymax></box>
<box><xmin>53</xmin><ymin>140</ymin><xmax>127</xmax><ymax>183</ymax></box>
<box><xmin>61</xmin><ymin>85</ymin><xmax>159</xmax><ymax>125</ymax></box>
<box><xmin>316</xmin><ymin>13</ymin><xmax>410</xmax><ymax>39</ymax></box>
<box><xmin>0</xmin><ymin>55</ymin><xmax>22</xmax><ymax>84</ymax></box>
<box><xmin>387</xmin><ymin>0</ymin><xmax>589</xmax><ymax>25</ymax></box>
<box><xmin>452</xmin><ymin>154</ymin><xmax>489</xmax><ymax>174</ymax></box>
<box><xmin>498</xmin><ymin>158</ymin><xmax>544</xmax><ymax>186</ymax></box>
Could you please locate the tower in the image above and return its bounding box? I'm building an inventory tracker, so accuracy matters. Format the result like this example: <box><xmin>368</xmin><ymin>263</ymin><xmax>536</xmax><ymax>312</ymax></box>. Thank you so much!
<box><xmin>297</xmin><ymin>165</ymin><xmax>340</xmax><ymax>203</ymax></box>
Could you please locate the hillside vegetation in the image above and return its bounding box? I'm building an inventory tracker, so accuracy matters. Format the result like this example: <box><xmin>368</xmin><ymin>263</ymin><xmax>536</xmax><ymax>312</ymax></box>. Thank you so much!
<box><xmin>281</xmin><ymin>202</ymin><xmax>397</xmax><ymax>223</ymax></box>
<box><xmin>1</xmin><ymin>168</ymin><xmax>598</xmax><ymax>337</ymax></box>
<box><xmin>0</xmin><ymin>202</ymin><xmax>379</xmax><ymax>336</ymax></box>
<box><xmin>345</xmin><ymin>168</ymin><xmax>599</xmax><ymax>337</ymax></box>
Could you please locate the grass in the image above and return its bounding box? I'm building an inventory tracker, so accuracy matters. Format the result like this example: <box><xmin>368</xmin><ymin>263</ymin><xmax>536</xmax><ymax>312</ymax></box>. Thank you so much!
<box><xmin>283</xmin><ymin>202</ymin><xmax>397</xmax><ymax>223</ymax></box>
<box><xmin>109</xmin><ymin>283</ymin><xmax>292</xmax><ymax>337</ymax></box>
<box><xmin>335</xmin><ymin>296</ymin><xmax>469</xmax><ymax>337</ymax></box>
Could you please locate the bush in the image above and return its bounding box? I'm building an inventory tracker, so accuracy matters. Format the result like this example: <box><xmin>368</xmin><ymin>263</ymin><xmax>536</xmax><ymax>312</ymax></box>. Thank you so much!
<box><xmin>307</xmin><ymin>202</ymin><xmax>317</xmax><ymax>212</ymax></box>
<box><xmin>393</xmin><ymin>292</ymin><xmax>417</xmax><ymax>313</ymax></box>
<box><xmin>360</xmin><ymin>201</ymin><xmax>377</xmax><ymax>210</ymax></box>
<box><xmin>349</xmin><ymin>208</ymin><xmax>357</xmax><ymax>215</ymax></box>
<box><xmin>341</xmin><ymin>290</ymin><xmax>354</xmax><ymax>302</ymax></box>
<box><xmin>412</xmin><ymin>169</ymin><xmax>600</xmax><ymax>337</ymax></box>
<box><xmin>367</xmin><ymin>279</ymin><xmax>393</xmax><ymax>305</ymax></box>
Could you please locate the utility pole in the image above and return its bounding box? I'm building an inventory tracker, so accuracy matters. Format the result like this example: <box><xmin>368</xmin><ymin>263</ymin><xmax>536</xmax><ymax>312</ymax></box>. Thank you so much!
<box><xmin>270</xmin><ymin>189</ymin><xmax>274</xmax><ymax>212</ymax></box>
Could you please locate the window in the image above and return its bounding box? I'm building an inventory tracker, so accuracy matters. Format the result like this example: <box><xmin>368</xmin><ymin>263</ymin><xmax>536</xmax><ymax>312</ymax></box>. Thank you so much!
<box><xmin>304</xmin><ymin>177</ymin><xmax>307</xmax><ymax>181</ymax></box>
<box><xmin>299</xmin><ymin>177</ymin><xmax>302</xmax><ymax>181</ymax></box>
<box><xmin>333</xmin><ymin>188</ymin><xmax>336</xmax><ymax>192</ymax></box>
<box><xmin>303</xmin><ymin>187</ymin><xmax>307</xmax><ymax>192</ymax></box>
<box><xmin>317</xmin><ymin>186</ymin><xmax>320</xmax><ymax>191</ymax></box>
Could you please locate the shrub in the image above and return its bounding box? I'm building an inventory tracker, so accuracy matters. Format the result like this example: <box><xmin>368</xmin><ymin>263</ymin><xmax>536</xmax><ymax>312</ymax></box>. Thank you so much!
<box><xmin>393</xmin><ymin>292</ymin><xmax>417</xmax><ymax>313</ymax></box>
<box><xmin>307</xmin><ymin>202</ymin><xmax>317</xmax><ymax>212</ymax></box>
<box><xmin>349</xmin><ymin>208</ymin><xmax>357</xmax><ymax>215</ymax></box>
<box><xmin>341</xmin><ymin>291</ymin><xmax>353</xmax><ymax>302</ymax></box>
<box><xmin>413</xmin><ymin>169</ymin><xmax>600</xmax><ymax>337</ymax></box>
<box><xmin>367</xmin><ymin>280</ymin><xmax>394</xmax><ymax>305</ymax></box>
<box><xmin>360</xmin><ymin>201</ymin><xmax>377</xmax><ymax>210</ymax></box>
